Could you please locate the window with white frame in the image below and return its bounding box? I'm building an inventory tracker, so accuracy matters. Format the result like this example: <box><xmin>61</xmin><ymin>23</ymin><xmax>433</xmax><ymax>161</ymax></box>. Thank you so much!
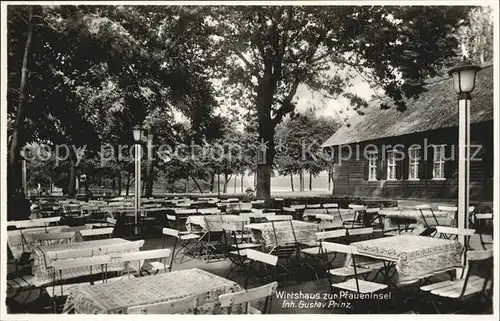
<box><xmin>408</xmin><ymin>146</ymin><xmax>421</xmax><ymax>180</ymax></box>
<box><xmin>387</xmin><ymin>151</ymin><xmax>397</xmax><ymax>180</ymax></box>
<box><xmin>368</xmin><ymin>153</ymin><xmax>377</xmax><ymax>181</ymax></box>
<box><xmin>433</xmin><ymin>145</ymin><xmax>446</xmax><ymax>179</ymax></box>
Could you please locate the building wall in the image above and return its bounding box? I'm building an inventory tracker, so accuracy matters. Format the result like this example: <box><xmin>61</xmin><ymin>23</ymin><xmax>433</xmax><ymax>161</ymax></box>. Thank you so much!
<box><xmin>331</xmin><ymin>121</ymin><xmax>493</xmax><ymax>201</ymax></box>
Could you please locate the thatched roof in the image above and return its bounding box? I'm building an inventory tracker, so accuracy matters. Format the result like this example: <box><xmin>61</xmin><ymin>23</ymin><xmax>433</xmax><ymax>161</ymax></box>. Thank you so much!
<box><xmin>322</xmin><ymin>63</ymin><xmax>493</xmax><ymax>147</ymax></box>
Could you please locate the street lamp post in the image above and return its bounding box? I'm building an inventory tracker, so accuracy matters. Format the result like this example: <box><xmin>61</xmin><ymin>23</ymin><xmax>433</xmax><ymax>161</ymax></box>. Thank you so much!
<box><xmin>448</xmin><ymin>60</ymin><xmax>481</xmax><ymax>273</ymax></box>
<box><xmin>133</xmin><ymin>124</ymin><xmax>144</xmax><ymax>236</ymax></box>
<box><xmin>144</xmin><ymin>123</ymin><xmax>154</xmax><ymax>198</ymax></box>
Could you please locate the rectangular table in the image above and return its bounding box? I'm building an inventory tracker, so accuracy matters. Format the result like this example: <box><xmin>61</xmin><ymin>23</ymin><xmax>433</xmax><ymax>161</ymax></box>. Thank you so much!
<box><xmin>31</xmin><ymin>238</ymin><xmax>140</xmax><ymax>286</ymax></box>
<box><xmin>246</xmin><ymin>220</ymin><xmax>318</xmax><ymax>247</ymax></box>
<box><xmin>186</xmin><ymin>215</ymin><xmax>249</xmax><ymax>232</ymax></box>
<box><xmin>7</xmin><ymin>225</ymin><xmax>89</xmax><ymax>260</ymax></box>
<box><xmin>63</xmin><ymin>268</ymin><xmax>245</xmax><ymax>314</ymax></box>
<box><xmin>348</xmin><ymin>235</ymin><xmax>463</xmax><ymax>285</ymax></box>
<box><xmin>379</xmin><ymin>210</ymin><xmax>453</xmax><ymax>229</ymax></box>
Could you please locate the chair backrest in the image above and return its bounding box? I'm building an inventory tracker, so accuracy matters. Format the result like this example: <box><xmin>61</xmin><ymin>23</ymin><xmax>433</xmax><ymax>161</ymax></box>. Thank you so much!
<box><xmin>365</xmin><ymin>208</ymin><xmax>380</xmax><ymax>214</ymax></box>
<box><xmin>316</xmin><ymin>229</ymin><xmax>346</xmax><ymax>241</ymax></box>
<box><xmin>246</xmin><ymin>249</ymin><xmax>278</xmax><ymax>266</ymax></box>
<box><xmin>102</xmin><ymin>240</ymin><xmax>145</xmax><ymax>254</ymax></box>
<box><xmin>322</xmin><ymin>203</ymin><xmax>339</xmax><ymax>209</ymax></box>
<box><xmin>348</xmin><ymin>204</ymin><xmax>365</xmax><ymax>211</ymax></box>
<box><xmin>106</xmin><ymin>217</ymin><xmax>117</xmax><ymax>225</ymax></box>
<box><xmin>415</xmin><ymin>204</ymin><xmax>432</xmax><ymax>210</ymax></box>
<box><xmin>474</xmin><ymin>213</ymin><xmax>493</xmax><ymax>220</ymax></box>
<box><xmin>197</xmin><ymin>208</ymin><xmax>220</xmax><ymax>215</ymax></box>
<box><xmin>467</xmin><ymin>249</ymin><xmax>493</xmax><ymax>261</ymax></box>
<box><xmin>174</xmin><ymin>209</ymin><xmax>197</xmax><ymax>215</ymax></box>
<box><xmin>49</xmin><ymin>248</ymin><xmax>95</xmax><ymax>261</ymax></box>
<box><xmin>290</xmin><ymin>204</ymin><xmax>305</xmax><ymax>209</ymax></box>
<box><xmin>219</xmin><ymin>281</ymin><xmax>278</xmax><ymax>312</ymax></box>
<box><xmin>52</xmin><ymin>255</ymin><xmax>111</xmax><ymax>271</ymax></box>
<box><xmin>346</xmin><ymin>227</ymin><xmax>374</xmax><ymax>236</ymax></box>
<box><xmin>163</xmin><ymin>227</ymin><xmax>180</xmax><ymax>237</ymax></box>
<box><xmin>80</xmin><ymin>227</ymin><xmax>114</xmax><ymax>238</ymax></box>
<box><xmin>119</xmin><ymin>249</ymin><xmax>171</xmax><ymax>262</ymax></box>
<box><xmin>306</xmin><ymin>204</ymin><xmax>321</xmax><ymax>209</ymax></box>
<box><xmin>266</xmin><ymin>215</ymin><xmax>292</xmax><ymax>221</ymax></box>
<box><xmin>35</xmin><ymin>216</ymin><xmax>61</xmax><ymax>224</ymax></box>
<box><xmin>321</xmin><ymin>241</ymin><xmax>357</xmax><ymax>254</ymax></box>
<box><xmin>35</xmin><ymin>231</ymin><xmax>75</xmax><ymax>242</ymax></box>
<box><xmin>127</xmin><ymin>292</ymin><xmax>211</xmax><ymax>314</ymax></box>
<box><xmin>435</xmin><ymin>226</ymin><xmax>475</xmax><ymax>236</ymax></box>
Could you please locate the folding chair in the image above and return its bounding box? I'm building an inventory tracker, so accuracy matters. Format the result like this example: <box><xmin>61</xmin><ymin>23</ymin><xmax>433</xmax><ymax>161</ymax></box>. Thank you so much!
<box><xmin>114</xmin><ymin>249</ymin><xmax>172</xmax><ymax>277</ymax></box>
<box><xmin>198</xmin><ymin>214</ymin><xmax>227</xmax><ymax>262</ymax></box>
<box><xmin>420</xmin><ymin>249</ymin><xmax>493</xmax><ymax>313</ymax></box>
<box><xmin>80</xmin><ymin>227</ymin><xmax>114</xmax><ymax>240</ymax></box>
<box><xmin>244</xmin><ymin>249</ymin><xmax>278</xmax><ymax>288</ymax></box>
<box><xmin>223</xmin><ymin>221</ymin><xmax>260</xmax><ymax>282</ymax></box>
<box><xmin>323</xmin><ymin>242</ymin><xmax>388</xmax><ymax>313</ymax></box>
<box><xmin>472</xmin><ymin>213</ymin><xmax>493</xmax><ymax>250</ymax></box>
<box><xmin>265</xmin><ymin>215</ymin><xmax>293</xmax><ymax>222</ymax></box>
<box><xmin>344</xmin><ymin>227</ymin><xmax>374</xmax><ymax>243</ymax></box>
<box><xmin>300</xmin><ymin>229</ymin><xmax>347</xmax><ymax>283</ymax></box>
<box><xmin>127</xmin><ymin>292</ymin><xmax>212</xmax><ymax>314</ymax></box>
<box><xmin>219</xmin><ymin>281</ymin><xmax>278</xmax><ymax>314</ymax></box>
<box><xmin>50</xmin><ymin>255</ymin><xmax>111</xmax><ymax>312</ymax></box>
<box><xmin>344</xmin><ymin>204</ymin><xmax>366</xmax><ymax>228</ymax></box>
<box><xmin>162</xmin><ymin>227</ymin><xmax>199</xmax><ymax>265</ymax></box>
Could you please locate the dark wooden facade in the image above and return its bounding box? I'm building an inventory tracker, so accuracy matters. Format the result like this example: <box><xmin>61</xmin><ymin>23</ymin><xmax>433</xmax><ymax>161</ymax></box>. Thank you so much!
<box><xmin>331</xmin><ymin>121</ymin><xmax>493</xmax><ymax>201</ymax></box>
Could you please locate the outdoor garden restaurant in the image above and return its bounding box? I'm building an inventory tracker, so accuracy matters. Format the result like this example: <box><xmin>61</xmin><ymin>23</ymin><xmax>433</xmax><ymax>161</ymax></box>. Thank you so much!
<box><xmin>6</xmin><ymin>195</ymin><xmax>493</xmax><ymax>315</ymax></box>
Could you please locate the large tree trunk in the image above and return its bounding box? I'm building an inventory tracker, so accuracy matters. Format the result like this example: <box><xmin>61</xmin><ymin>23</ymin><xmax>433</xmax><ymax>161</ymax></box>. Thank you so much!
<box><xmin>299</xmin><ymin>170</ymin><xmax>304</xmax><ymax>192</ymax></box>
<box><xmin>209</xmin><ymin>171</ymin><xmax>215</xmax><ymax>193</ymax></box>
<box><xmin>145</xmin><ymin>143</ymin><xmax>154</xmax><ymax>197</ymax></box>
<box><xmin>8</xmin><ymin>7</ymin><xmax>33</xmax><ymax>201</ymax></box>
<box><xmin>125</xmin><ymin>171</ymin><xmax>131</xmax><ymax>195</ymax></box>
<box><xmin>290</xmin><ymin>173</ymin><xmax>294</xmax><ymax>192</ymax></box>
<box><xmin>111</xmin><ymin>174</ymin><xmax>116</xmax><ymax>193</ymax></box>
<box><xmin>192</xmin><ymin>177</ymin><xmax>203</xmax><ymax>193</ymax></box>
<box><xmin>117</xmin><ymin>171</ymin><xmax>122</xmax><ymax>196</ymax></box>
<box><xmin>309</xmin><ymin>172</ymin><xmax>313</xmax><ymax>191</ymax></box>
<box><xmin>240</xmin><ymin>174</ymin><xmax>244</xmax><ymax>193</ymax></box>
<box><xmin>68</xmin><ymin>164</ymin><xmax>77</xmax><ymax>198</ymax></box>
<box><xmin>233</xmin><ymin>174</ymin><xmax>237</xmax><ymax>194</ymax></box>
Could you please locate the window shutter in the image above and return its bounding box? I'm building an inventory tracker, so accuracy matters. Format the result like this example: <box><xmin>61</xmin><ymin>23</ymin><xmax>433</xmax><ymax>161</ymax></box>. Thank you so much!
<box><xmin>418</xmin><ymin>148</ymin><xmax>427</xmax><ymax>179</ymax></box>
<box><xmin>444</xmin><ymin>145</ymin><xmax>454</xmax><ymax>179</ymax></box>
<box><xmin>378</xmin><ymin>151</ymin><xmax>386</xmax><ymax>180</ymax></box>
<box><xmin>395</xmin><ymin>159</ymin><xmax>402</xmax><ymax>180</ymax></box>
<box><xmin>402</xmin><ymin>147</ymin><xmax>409</xmax><ymax>180</ymax></box>
<box><xmin>424</xmin><ymin>146</ymin><xmax>434</xmax><ymax>179</ymax></box>
<box><xmin>363</xmin><ymin>160</ymin><xmax>369</xmax><ymax>180</ymax></box>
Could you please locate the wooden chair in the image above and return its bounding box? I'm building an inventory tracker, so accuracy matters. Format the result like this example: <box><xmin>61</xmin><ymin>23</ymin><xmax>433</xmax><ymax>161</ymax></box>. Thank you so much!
<box><xmin>80</xmin><ymin>227</ymin><xmax>114</xmax><ymax>240</ymax></box>
<box><xmin>420</xmin><ymin>249</ymin><xmax>493</xmax><ymax>313</ymax></box>
<box><xmin>321</xmin><ymin>241</ymin><xmax>384</xmax><ymax>283</ymax></box>
<box><xmin>223</xmin><ymin>221</ymin><xmax>260</xmax><ymax>281</ymax></box>
<box><xmin>244</xmin><ymin>249</ymin><xmax>278</xmax><ymax>288</ymax></box>
<box><xmin>344</xmin><ymin>227</ymin><xmax>374</xmax><ymax>243</ymax></box>
<box><xmin>114</xmin><ymin>249</ymin><xmax>172</xmax><ymax>277</ymax></box>
<box><xmin>49</xmin><ymin>255</ymin><xmax>111</xmax><ymax>312</ymax></box>
<box><xmin>323</xmin><ymin>242</ymin><xmax>387</xmax><ymax>313</ymax></box>
<box><xmin>219</xmin><ymin>281</ymin><xmax>278</xmax><ymax>314</ymax></box>
<box><xmin>415</xmin><ymin>204</ymin><xmax>443</xmax><ymax>231</ymax></box>
<box><xmin>127</xmin><ymin>292</ymin><xmax>212</xmax><ymax>314</ymax></box>
<box><xmin>344</xmin><ymin>204</ymin><xmax>366</xmax><ymax>228</ymax></box>
<box><xmin>472</xmin><ymin>213</ymin><xmax>493</xmax><ymax>250</ymax></box>
<box><xmin>162</xmin><ymin>227</ymin><xmax>199</xmax><ymax>265</ymax></box>
<box><xmin>265</xmin><ymin>215</ymin><xmax>292</xmax><ymax>222</ymax></box>
<box><xmin>300</xmin><ymin>229</ymin><xmax>346</xmax><ymax>283</ymax></box>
